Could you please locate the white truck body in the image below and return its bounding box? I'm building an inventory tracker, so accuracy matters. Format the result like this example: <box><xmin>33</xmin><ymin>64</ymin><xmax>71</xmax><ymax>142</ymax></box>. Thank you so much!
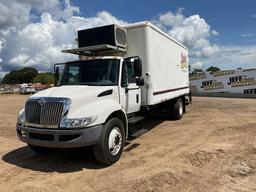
<box><xmin>124</xmin><ymin>22</ymin><xmax>189</xmax><ymax>105</ymax></box>
<box><xmin>17</xmin><ymin>21</ymin><xmax>190</xmax><ymax>165</ymax></box>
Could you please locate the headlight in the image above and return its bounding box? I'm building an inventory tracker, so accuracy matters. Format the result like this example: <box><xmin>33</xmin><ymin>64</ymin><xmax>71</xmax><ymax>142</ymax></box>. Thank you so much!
<box><xmin>17</xmin><ymin>108</ymin><xmax>25</xmax><ymax>125</ymax></box>
<box><xmin>60</xmin><ymin>116</ymin><xmax>97</xmax><ymax>128</ymax></box>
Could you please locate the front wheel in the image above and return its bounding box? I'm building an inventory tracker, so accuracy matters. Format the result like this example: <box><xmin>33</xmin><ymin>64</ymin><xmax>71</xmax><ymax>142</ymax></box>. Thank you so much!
<box><xmin>93</xmin><ymin>118</ymin><xmax>125</xmax><ymax>165</ymax></box>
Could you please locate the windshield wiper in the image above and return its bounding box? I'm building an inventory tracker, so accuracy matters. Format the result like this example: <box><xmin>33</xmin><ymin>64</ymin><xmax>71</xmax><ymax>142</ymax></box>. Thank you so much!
<box><xmin>79</xmin><ymin>82</ymin><xmax>99</xmax><ymax>86</ymax></box>
<box><xmin>79</xmin><ymin>82</ymin><xmax>115</xmax><ymax>86</ymax></box>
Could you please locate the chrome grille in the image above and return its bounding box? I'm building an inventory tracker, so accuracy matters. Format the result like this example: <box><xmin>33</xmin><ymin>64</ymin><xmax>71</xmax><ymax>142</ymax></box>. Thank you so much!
<box><xmin>25</xmin><ymin>97</ymin><xmax>69</xmax><ymax>128</ymax></box>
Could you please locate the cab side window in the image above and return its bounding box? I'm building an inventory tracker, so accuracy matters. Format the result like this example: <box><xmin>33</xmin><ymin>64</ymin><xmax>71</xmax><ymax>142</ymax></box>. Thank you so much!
<box><xmin>121</xmin><ymin>61</ymin><xmax>135</xmax><ymax>87</ymax></box>
<box><xmin>127</xmin><ymin>61</ymin><xmax>136</xmax><ymax>83</ymax></box>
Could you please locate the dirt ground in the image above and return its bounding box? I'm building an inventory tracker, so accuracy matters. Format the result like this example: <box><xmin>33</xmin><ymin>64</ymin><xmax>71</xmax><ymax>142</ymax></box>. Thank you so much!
<box><xmin>0</xmin><ymin>95</ymin><xmax>256</xmax><ymax>192</ymax></box>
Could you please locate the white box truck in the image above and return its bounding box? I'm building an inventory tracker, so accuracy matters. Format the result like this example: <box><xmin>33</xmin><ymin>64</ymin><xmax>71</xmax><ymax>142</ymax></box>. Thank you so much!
<box><xmin>17</xmin><ymin>21</ymin><xmax>190</xmax><ymax>165</ymax></box>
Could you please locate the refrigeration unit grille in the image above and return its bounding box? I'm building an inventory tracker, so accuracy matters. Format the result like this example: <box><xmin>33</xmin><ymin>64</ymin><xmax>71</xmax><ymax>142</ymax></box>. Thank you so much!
<box><xmin>62</xmin><ymin>24</ymin><xmax>127</xmax><ymax>56</ymax></box>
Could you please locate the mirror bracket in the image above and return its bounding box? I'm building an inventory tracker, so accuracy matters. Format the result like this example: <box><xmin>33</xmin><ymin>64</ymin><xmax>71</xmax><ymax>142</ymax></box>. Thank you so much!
<box><xmin>54</xmin><ymin>63</ymin><xmax>65</xmax><ymax>86</ymax></box>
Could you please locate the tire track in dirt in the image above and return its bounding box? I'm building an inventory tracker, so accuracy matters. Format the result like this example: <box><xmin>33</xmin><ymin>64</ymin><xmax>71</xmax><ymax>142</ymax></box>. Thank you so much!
<box><xmin>130</xmin><ymin>171</ymin><xmax>177</xmax><ymax>192</ymax></box>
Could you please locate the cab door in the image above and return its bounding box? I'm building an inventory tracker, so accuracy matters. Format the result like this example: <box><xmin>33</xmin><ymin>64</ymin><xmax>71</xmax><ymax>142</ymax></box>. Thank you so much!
<box><xmin>119</xmin><ymin>59</ymin><xmax>141</xmax><ymax>114</ymax></box>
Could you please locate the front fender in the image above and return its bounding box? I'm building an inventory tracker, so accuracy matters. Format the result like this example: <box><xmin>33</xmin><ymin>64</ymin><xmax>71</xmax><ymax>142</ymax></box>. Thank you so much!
<box><xmin>67</xmin><ymin>99</ymin><xmax>123</xmax><ymax>127</ymax></box>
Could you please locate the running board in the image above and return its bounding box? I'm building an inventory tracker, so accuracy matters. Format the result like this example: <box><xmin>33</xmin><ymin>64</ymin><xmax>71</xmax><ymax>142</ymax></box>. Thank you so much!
<box><xmin>128</xmin><ymin>116</ymin><xmax>145</xmax><ymax>125</ymax></box>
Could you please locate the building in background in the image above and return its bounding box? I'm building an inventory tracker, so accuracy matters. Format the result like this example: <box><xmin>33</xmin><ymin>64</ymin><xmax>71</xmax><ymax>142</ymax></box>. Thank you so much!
<box><xmin>190</xmin><ymin>68</ymin><xmax>256</xmax><ymax>97</ymax></box>
<box><xmin>0</xmin><ymin>84</ymin><xmax>20</xmax><ymax>94</ymax></box>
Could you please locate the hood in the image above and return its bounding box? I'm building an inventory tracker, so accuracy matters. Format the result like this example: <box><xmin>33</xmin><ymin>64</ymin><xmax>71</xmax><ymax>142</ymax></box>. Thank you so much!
<box><xmin>30</xmin><ymin>85</ymin><xmax>119</xmax><ymax>107</ymax></box>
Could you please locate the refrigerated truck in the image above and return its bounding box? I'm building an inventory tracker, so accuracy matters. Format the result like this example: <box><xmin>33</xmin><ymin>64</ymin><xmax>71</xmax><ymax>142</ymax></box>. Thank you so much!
<box><xmin>17</xmin><ymin>21</ymin><xmax>190</xmax><ymax>165</ymax></box>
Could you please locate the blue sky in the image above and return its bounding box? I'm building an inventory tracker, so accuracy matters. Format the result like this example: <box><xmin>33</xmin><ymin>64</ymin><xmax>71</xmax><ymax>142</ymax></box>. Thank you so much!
<box><xmin>74</xmin><ymin>0</ymin><xmax>256</xmax><ymax>46</ymax></box>
<box><xmin>0</xmin><ymin>0</ymin><xmax>255</xmax><ymax>76</ymax></box>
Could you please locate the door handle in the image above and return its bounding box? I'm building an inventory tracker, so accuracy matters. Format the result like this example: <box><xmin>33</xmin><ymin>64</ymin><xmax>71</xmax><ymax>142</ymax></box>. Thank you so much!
<box><xmin>136</xmin><ymin>94</ymin><xmax>139</xmax><ymax>103</ymax></box>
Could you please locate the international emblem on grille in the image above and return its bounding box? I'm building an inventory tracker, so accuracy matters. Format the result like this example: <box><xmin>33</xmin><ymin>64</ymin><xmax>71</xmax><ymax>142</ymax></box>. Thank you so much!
<box><xmin>38</xmin><ymin>98</ymin><xmax>47</xmax><ymax>106</ymax></box>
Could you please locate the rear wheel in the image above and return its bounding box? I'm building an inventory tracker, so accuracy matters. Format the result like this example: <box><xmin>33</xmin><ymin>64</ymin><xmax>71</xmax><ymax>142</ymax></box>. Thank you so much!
<box><xmin>28</xmin><ymin>144</ymin><xmax>49</xmax><ymax>154</ymax></box>
<box><xmin>93</xmin><ymin>118</ymin><xmax>125</xmax><ymax>165</ymax></box>
<box><xmin>170</xmin><ymin>98</ymin><xmax>184</xmax><ymax>120</ymax></box>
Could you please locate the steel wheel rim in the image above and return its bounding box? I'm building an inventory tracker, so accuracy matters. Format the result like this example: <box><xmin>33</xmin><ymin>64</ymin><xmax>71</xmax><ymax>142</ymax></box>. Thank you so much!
<box><xmin>108</xmin><ymin>127</ymin><xmax>122</xmax><ymax>155</ymax></box>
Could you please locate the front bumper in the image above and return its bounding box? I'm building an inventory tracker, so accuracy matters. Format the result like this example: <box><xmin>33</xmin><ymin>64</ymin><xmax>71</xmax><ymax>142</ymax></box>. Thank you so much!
<box><xmin>16</xmin><ymin>124</ymin><xmax>103</xmax><ymax>148</ymax></box>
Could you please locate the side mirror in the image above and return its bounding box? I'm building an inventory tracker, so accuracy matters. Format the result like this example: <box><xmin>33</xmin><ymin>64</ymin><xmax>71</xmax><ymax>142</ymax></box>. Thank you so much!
<box><xmin>134</xmin><ymin>58</ymin><xmax>142</xmax><ymax>77</ymax></box>
<box><xmin>121</xmin><ymin>81</ymin><xmax>129</xmax><ymax>88</ymax></box>
<box><xmin>135</xmin><ymin>77</ymin><xmax>144</xmax><ymax>86</ymax></box>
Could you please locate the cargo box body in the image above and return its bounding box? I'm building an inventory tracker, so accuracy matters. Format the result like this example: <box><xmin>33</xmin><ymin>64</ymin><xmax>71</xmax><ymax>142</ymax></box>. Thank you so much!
<box><xmin>123</xmin><ymin>22</ymin><xmax>189</xmax><ymax>106</ymax></box>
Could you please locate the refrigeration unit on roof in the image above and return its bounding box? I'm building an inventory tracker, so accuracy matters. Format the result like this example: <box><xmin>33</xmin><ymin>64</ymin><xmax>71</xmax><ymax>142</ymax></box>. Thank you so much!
<box><xmin>62</xmin><ymin>24</ymin><xmax>127</xmax><ymax>56</ymax></box>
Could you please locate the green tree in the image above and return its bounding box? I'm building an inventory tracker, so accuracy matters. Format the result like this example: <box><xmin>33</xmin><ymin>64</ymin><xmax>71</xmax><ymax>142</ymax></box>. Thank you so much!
<box><xmin>206</xmin><ymin>66</ymin><xmax>220</xmax><ymax>72</ymax></box>
<box><xmin>2</xmin><ymin>67</ymin><xmax>38</xmax><ymax>84</ymax></box>
<box><xmin>2</xmin><ymin>70</ymin><xmax>18</xmax><ymax>84</ymax></box>
<box><xmin>32</xmin><ymin>72</ymin><xmax>54</xmax><ymax>84</ymax></box>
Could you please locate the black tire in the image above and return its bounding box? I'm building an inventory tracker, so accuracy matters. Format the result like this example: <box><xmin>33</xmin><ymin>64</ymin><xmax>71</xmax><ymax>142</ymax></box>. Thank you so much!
<box><xmin>189</xmin><ymin>92</ymin><xmax>192</xmax><ymax>104</ymax></box>
<box><xmin>170</xmin><ymin>98</ymin><xmax>184</xmax><ymax>120</ymax></box>
<box><xmin>28</xmin><ymin>144</ymin><xmax>49</xmax><ymax>154</ymax></box>
<box><xmin>93</xmin><ymin>118</ymin><xmax>125</xmax><ymax>165</ymax></box>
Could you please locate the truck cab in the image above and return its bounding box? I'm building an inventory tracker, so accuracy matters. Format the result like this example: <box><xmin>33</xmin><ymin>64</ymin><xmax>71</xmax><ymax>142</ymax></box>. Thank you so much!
<box><xmin>17</xmin><ymin>56</ymin><xmax>144</xmax><ymax>165</ymax></box>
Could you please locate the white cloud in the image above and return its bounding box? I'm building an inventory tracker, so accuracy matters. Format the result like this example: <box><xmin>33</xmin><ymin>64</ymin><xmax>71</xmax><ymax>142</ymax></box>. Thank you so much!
<box><xmin>191</xmin><ymin>61</ymin><xmax>203</xmax><ymax>69</ymax></box>
<box><xmin>0</xmin><ymin>1</ymin><xmax>31</xmax><ymax>29</ymax></box>
<box><xmin>0</xmin><ymin>39</ymin><xmax>3</xmax><ymax>49</ymax></box>
<box><xmin>197</xmin><ymin>45</ymin><xmax>256</xmax><ymax>70</ymax></box>
<box><xmin>9</xmin><ymin>54</ymin><xmax>30</xmax><ymax>65</ymax></box>
<box><xmin>212</xmin><ymin>30</ymin><xmax>219</xmax><ymax>36</ymax></box>
<box><xmin>241</xmin><ymin>33</ymin><xmax>255</xmax><ymax>38</ymax></box>
<box><xmin>155</xmin><ymin>10</ymin><xmax>220</xmax><ymax>58</ymax></box>
<box><xmin>31</xmin><ymin>0</ymin><xmax>80</xmax><ymax>21</ymax></box>
<box><xmin>158</xmin><ymin>8</ymin><xmax>185</xmax><ymax>28</ymax></box>
<box><xmin>68</xmin><ymin>11</ymin><xmax>127</xmax><ymax>31</ymax></box>
<box><xmin>2</xmin><ymin>12</ymin><xmax>77</xmax><ymax>70</ymax></box>
<box><xmin>0</xmin><ymin>38</ymin><xmax>4</xmax><ymax>63</ymax></box>
<box><xmin>193</xmin><ymin>44</ymin><xmax>220</xmax><ymax>58</ymax></box>
<box><xmin>0</xmin><ymin>0</ymin><xmax>127</xmax><ymax>72</ymax></box>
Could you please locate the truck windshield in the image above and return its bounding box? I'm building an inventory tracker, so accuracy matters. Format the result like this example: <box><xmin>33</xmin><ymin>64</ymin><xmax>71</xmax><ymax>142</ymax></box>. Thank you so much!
<box><xmin>59</xmin><ymin>59</ymin><xmax>120</xmax><ymax>86</ymax></box>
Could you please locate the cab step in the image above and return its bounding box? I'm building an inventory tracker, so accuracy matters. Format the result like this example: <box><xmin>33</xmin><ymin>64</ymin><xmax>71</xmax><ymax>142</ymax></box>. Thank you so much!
<box><xmin>128</xmin><ymin>116</ymin><xmax>145</xmax><ymax>125</ymax></box>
